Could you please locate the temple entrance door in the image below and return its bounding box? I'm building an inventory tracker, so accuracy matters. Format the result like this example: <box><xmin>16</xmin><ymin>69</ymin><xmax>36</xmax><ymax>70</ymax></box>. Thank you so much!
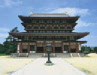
<box><xmin>36</xmin><ymin>43</ymin><xmax>44</xmax><ymax>53</ymax></box>
<box><xmin>30</xmin><ymin>45</ymin><xmax>35</xmax><ymax>51</ymax></box>
<box><xmin>64</xmin><ymin>45</ymin><xmax>69</xmax><ymax>52</ymax></box>
<box><xmin>55</xmin><ymin>47</ymin><xmax>62</xmax><ymax>53</ymax></box>
<box><xmin>70</xmin><ymin>45</ymin><xmax>76</xmax><ymax>53</ymax></box>
<box><xmin>71</xmin><ymin>49</ymin><xmax>76</xmax><ymax>53</ymax></box>
<box><xmin>22</xmin><ymin>45</ymin><xmax>28</xmax><ymax>53</ymax></box>
<box><xmin>37</xmin><ymin>47</ymin><xmax>44</xmax><ymax>53</ymax></box>
<box><xmin>22</xmin><ymin>49</ymin><xmax>28</xmax><ymax>53</ymax></box>
<box><xmin>55</xmin><ymin>43</ymin><xmax>62</xmax><ymax>53</ymax></box>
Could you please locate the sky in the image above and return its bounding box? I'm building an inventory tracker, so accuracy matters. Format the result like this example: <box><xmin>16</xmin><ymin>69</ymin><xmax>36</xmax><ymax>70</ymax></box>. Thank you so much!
<box><xmin>0</xmin><ymin>0</ymin><xmax>97</xmax><ymax>46</ymax></box>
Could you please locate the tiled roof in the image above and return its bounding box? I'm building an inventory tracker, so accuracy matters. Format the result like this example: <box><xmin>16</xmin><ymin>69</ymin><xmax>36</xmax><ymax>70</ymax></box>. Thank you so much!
<box><xmin>9</xmin><ymin>32</ymin><xmax>89</xmax><ymax>36</ymax></box>
<box><xmin>29</xmin><ymin>13</ymin><xmax>70</xmax><ymax>17</ymax></box>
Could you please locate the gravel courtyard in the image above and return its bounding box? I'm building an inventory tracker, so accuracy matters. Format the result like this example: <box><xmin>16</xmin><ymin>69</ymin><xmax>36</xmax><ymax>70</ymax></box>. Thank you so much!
<box><xmin>11</xmin><ymin>58</ymin><xmax>86</xmax><ymax>75</ymax></box>
<box><xmin>0</xmin><ymin>56</ymin><xmax>33</xmax><ymax>75</ymax></box>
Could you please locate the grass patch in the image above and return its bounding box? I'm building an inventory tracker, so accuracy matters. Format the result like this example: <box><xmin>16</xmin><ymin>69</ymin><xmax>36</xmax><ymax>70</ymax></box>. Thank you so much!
<box><xmin>0</xmin><ymin>54</ymin><xmax>8</xmax><ymax>56</ymax></box>
<box><xmin>64</xmin><ymin>53</ymin><xmax>97</xmax><ymax>75</ymax></box>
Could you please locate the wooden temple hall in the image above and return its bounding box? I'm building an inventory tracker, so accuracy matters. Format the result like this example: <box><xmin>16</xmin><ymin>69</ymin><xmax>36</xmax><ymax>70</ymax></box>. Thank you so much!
<box><xmin>9</xmin><ymin>13</ymin><xmax>89</xmax><ymax>53</ymax></box>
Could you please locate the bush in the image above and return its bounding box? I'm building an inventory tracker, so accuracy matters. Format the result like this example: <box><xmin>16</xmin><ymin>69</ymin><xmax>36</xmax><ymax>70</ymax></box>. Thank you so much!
<box><xmin>81</xmin><ymin>46</ymin><xmax>91</xmax><ymax>53</ymax></box>
<box><xmin>3</xmin><ymin>41</ymin><xmax>17</xmax><ymax>55</ymax></box>
<box><xmin>0</xmin><ymin>44</ymin><xmax>4</xmax><ymax>53</ymax></box>
<box><xmin>83</xmin><ymin>47</ymin><xmax>91</xmax><ymax>54</ymax></box>
<box><xmin>81</xmin><ymin>46</ymin><xmax>85</xmax><ymax>53</ymax></box>
<box><xmin>86</xmin><ymin>47</ymin><xmax>91</xmax><ymax>53</ymax></box>
<box><xmin>94</xmin><ymin>47</ymin><xmax>97</xmax><ymax>53</ymax></box>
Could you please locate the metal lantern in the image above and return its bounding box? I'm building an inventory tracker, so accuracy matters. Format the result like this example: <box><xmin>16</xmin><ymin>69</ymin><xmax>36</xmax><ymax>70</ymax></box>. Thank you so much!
<box><xmin>46</xmin><ymin>44</ymin><xmax>52</xmax><ymax>63</ymax></box>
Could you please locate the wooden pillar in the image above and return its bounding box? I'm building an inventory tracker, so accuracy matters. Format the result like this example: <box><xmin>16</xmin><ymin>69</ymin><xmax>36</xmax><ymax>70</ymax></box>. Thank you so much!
<box><xmin>62</xmin><ymin>42</ymin><xmax>64</xmax><ymax>53</ymax></box>
<box><xmin>28</xmin><ymin>43</ymin><xmax>30</xmax><ymax>53</ymax></box>
<box><xmin>43</xmin><ymin>41</ymin><xmax>46</xmax><ymax>53</ymax></box>
<box><xmin>53</xmin><ymin>41</ymin><xmax>55</xmax><ymax>53</ymax></box>
<box><xmin>76</xmin><ymin>43</ymin><xmax>79</xmax><ymax>53</ymax></box>
<box><xmin>79</xmin><ymin>43</ymin><xmax>81</xmax><ymax>52</ymax></box>
<box><xmin>68</xmin><ymin>43</ymin><xmax>71</xmax><ymax>53</ymax></box>
<box><xmin>35</xmin><ymin>42</ymin><xmax>37</xmax><ymax>53</ymax></box>
<box><xmin>17</xmin><ymin>43</ymin><xmax>19</xmax><ymax>53</ymax></box>
<box><xmin>19</xmin><ymin>43</ymin><xmax>22</xmax><ymax>53</ymax></box>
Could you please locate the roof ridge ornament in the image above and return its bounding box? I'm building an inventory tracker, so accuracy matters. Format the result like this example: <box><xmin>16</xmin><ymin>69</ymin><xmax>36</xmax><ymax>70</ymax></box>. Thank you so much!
<box><xmin>65</xmin><ymin>12</ymin><xmax>68</xmax><ymax>15</ymax></box>
<box><xmin>30</xmin><ymin>12</ymin><xmax>34</xmax><ymax>15</ymax></box>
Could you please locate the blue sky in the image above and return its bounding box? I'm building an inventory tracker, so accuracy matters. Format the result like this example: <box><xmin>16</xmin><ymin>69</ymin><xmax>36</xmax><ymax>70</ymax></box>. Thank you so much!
<box><xmin>0</xmin><ymin>0</ymin><xmax>97</xmax><ymax>46</ymax></box>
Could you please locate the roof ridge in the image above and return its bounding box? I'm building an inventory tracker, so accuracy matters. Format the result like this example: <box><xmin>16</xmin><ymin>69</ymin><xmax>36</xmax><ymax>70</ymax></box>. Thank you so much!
<box><xmin>32</xmin><ymin>13</ymin><xmax>68</xmax><ymax>15</ymax></box>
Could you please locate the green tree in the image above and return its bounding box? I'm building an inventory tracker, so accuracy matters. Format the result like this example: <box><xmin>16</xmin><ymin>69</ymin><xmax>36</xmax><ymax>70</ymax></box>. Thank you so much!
<box><xmin>94</xmin><ymin>47</ymin><xmax>97</xmax><ymax>53</ymax></box>
<box><xmin>3</xmin><ymin>41</ymin><xmax>17</xmax><ymax>54</ymax></box>
<box><xmin>0</xmin><ymin>44</ymin><xmax>4</xmax><ymax>54</ymax></box>
<box><xmin>81</xmin><ymin>46</ymin><xmax>91</xmax><ymax>53</ymax></box>
<box><xmin>81</xmin><ymin>46</ymin><xmax>85</xmax><ymax>53</ymax></box>
<box><xmin>3</xmin><ymin>27</ymin><xmax>19</xmax><ymax>54</ymax></box>
<box><xmin>86</xmin><ymin>46</ymin><xmax>91</xmax><ymax>53</ymax></box>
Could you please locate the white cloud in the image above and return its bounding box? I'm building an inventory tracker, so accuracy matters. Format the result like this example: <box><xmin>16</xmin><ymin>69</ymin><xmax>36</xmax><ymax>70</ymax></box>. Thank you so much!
<box><xmin>0</xmin><ymin>33</ymin><xmax>8</xmax><ymax>38</ymax></box>
<box><xmin>0</xmin><ymin>0</ymin><xmax>22</xmax><ymax>7</ymax></box>
<box><xmin>76</xmin><ymin>20</ymin><xmax>97</xmax><ymax>28</ymax></box>
<box><xmin>0</xmin><ymin>28</ymin><xmax>9</xmax><ymax>38</ymax></box>
<box><xmin>49</xmin><ymin>8</ymin><xmax>97</xmax><ymax>27</ymax></box>
<box><xmin>0</xmin><ymin>28</ymin><xmax>10</xmax><ymax>32</ymax></box>
<box><xmin>49</xmin><ymin>8</ymin><xmax>89</xmax><ymax>16</ymax></box>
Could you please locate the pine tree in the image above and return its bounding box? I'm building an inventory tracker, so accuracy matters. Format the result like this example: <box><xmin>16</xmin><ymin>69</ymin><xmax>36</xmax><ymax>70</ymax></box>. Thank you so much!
<box><xmin>3</xmin><ymin>27</ymin><xmax>19</xmax><ymax>54</ymax></box>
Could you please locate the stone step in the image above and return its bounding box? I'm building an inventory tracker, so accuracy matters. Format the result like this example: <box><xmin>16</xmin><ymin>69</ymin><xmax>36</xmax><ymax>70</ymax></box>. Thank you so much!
<box><xmin>11</xmin><ymin>53</ymin><xmax>84</xmax><ymax>57</ymax></box>
<box><xmin>56</xmin><ymin>53</ymin><xmax>71</xmax><ymax>58</ymax></box>
<box><xmin>71</xmin><ymin>53</ymin><xmax>79</xmax><ymax>57</ymax></box>
<box><xmin>18</xmin><ymin>53</ymin><xmax>29</xmax><ymax>57</ymax></box>
<box><xmin>42</xmin><ymin>53</ymin><xmax>56</xmax><ymax>57</ymax></box>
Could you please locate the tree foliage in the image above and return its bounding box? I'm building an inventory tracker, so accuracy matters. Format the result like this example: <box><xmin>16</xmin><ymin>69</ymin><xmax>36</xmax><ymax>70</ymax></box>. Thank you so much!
<box><xmin>81</xmin><ymin>46</ymin><xmax>86</xmax><ymax>53</ymax></box>
<box><xmin>0</xmin><ymin>27</ymin><xmax>19</xmax><ymax>54</ymax></box>
<box><xmin>94</xmin><ymin>47</ymin><xmax>97</xmax><ymax>53</ymax></box>
<box><xmin>81</xmin><ymin>46</ymin><xmax>91</xmax><ymax>53</ymax></box>
<box><xmin>3</xmin><ymin>41</ymin><xmax>17</xmax><ymax>54</ymax></box>
<box><xmin>0</xmin><ymin>44</ymin><xmax>4</xmax><ymax>53</ymax></box>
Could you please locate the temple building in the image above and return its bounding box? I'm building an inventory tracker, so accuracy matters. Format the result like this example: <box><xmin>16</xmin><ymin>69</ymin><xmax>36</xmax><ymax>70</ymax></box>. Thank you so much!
<box><xmin>9</xmin><ymin>13</ymin><xmax>89</xmax><ymax>53</ymax></box>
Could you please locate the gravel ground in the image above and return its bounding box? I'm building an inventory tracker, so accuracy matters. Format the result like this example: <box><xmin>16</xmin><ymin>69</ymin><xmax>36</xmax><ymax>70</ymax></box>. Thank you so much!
<box><xmin>0</xmin><ymin>56</ymin><xmax>33</xmax><ymax>75</ymax></box>
<box><xmin>65</xmin><ymin>53</ymin><xmax>97</xmax><ymax>75</ymax></box>
<box><xmin>11</xmin><ymin>58</ymin><xmax>86</xmax><ymax>75</ymax></box>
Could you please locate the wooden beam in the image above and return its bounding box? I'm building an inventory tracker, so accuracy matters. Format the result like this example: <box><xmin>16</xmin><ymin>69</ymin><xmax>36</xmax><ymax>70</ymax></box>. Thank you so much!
<box><xmin>35</xmin><ymin>42</ymin><xmax>37</xmax><ymax>53</ymax></box>
<box><xmin>11</xmin><ymin>34</ymin><xmax>86</xmax><ymax>36</ymax></box>
<box><xmin>76</xmin><ymin>43</ymin><xmax>79</xmax><ymax>53</ymax></box>
<box><xmin>68</xmin><ymin>43</ymin><xmax>70</xmax><ymax>53</ymax></box>
<box><xmin>28</xmin><ymin>43</ymin><xmax>30</xmax><ymax>53</ymax></box>
<box><xmin>19</xmin><ymin>43</ymin><xmax>22</xmax><ymax>53</ymax></box>
<box><xmin>53</xmin><ymin>41</ymin><xmax>55</xmax><ymax>53</ymax></box>
<box><xmin>43</xmin><ymin>41</ymin><xmax>46</xmax><ymax>53</ymax></box>
<box><xmin>62</xmin><ymin>42</ymin><xmax>64</xmax><ymax>53</ymax></box>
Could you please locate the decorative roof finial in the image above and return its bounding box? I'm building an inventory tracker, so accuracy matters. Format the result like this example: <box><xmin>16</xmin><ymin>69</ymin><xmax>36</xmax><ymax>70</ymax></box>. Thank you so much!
<box><xmin>30</xmin><ymin>12</ymin><xmax>34</xmax><ymax>15</ymax></box>
<box><xmin>65</xmin><ymin>12</ymin><xmax>68</xmax><ymax>15</ymax></box>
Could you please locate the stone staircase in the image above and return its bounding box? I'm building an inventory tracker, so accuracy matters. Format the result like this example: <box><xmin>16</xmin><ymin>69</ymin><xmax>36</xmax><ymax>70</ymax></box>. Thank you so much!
<box><xmin>56</xmin><ymin>53</ymin><xmax>71</xmax><ymax>58</ymax></box>
<box><xmin>71</xmin><ymin>53</ymin><xmax>79</xmax><ymax>57</ymax></box>
<box><xmin>28</xmin><ymin>53</ymin><xmax>43</xmax><ymax>58</ymax></box>
<box><xmin>11</xmin><ymin>53</ymin><xmax>29</xmax><ymax>57</ymax></box>
<box><xmin>18</xmin><ymin>53</ymin><xmax>29</xmax><ymax>57</ymax></box>
<box><xmin>70</xmin><ymin>53</ymin><xmax>84</xmax><ymax>57</ymax></box>
<box><xmin>42</xmin><ymin>53</ymin><xmax>56</xmax><ymax>57</ymax></box>
<box><xmin>79</xmin><ymin>53</ymin><xmax>85</xmax><ymax>57</ymax></box>
<box><xmin>11</xmin><ymin>53</ymin><xmax>84</xmax><ymax>57</ymax></box>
